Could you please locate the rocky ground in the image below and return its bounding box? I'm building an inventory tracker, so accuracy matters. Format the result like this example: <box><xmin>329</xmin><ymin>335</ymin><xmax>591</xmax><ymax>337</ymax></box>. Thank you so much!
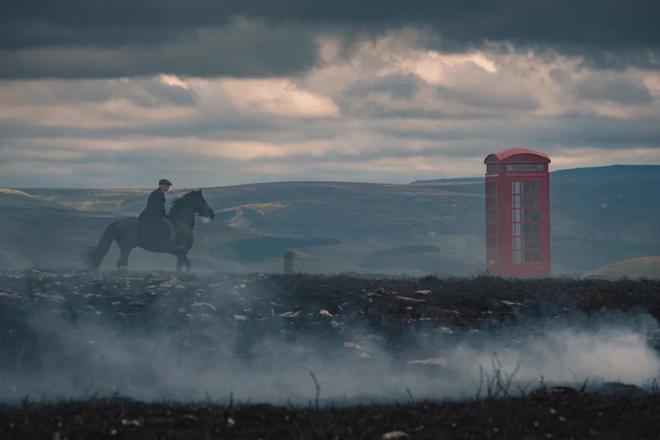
<box><xmin>2</xmin><ymin>269</ymin><xmax>659</xmax><ymax>336</ymax></box>
<box><xmin>1</xmin><ymin>270</ymin><xmax>659</xmax><ymax>438</ymax></box>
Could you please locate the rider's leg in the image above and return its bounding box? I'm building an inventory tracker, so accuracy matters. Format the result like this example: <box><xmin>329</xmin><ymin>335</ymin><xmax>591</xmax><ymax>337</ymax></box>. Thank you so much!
<box><xmin>163</xmin><ymin>217</ymin><xmax>176</xmax><ymax>242</ymax></box>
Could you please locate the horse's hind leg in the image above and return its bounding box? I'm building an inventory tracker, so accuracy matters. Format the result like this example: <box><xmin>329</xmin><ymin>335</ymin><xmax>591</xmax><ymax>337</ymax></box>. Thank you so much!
<box><xmin>173</xmin><ymin>251</ymin><xmax>191</xmax><ymax>272</ymax></box>
<box><xmin>117</xmin><ymin>246</ymin><xmax>133</xmax><ymax>270</ymax></box>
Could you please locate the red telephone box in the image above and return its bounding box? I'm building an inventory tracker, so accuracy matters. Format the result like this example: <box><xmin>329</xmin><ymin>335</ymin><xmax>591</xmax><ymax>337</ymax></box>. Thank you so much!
<box><xmin>484</xmin><ymin>148</ymin><xmax>551</xmax><ymax>277</ymax></box>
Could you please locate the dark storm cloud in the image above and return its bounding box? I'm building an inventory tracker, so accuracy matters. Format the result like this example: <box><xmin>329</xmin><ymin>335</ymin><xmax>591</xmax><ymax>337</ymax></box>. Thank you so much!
<box><xmin>0</xmin><ymin>23</ymin><xmax>319</xmax><ymax>79</ymax></box>
<box><xmin>1</xmin><ymin>0</ymin><xmax>659</xmax><ymax>78</ymax></box>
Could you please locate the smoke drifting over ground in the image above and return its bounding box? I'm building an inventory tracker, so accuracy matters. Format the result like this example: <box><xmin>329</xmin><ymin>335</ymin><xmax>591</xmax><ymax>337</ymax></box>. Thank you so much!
<box><xmin>1</xmin><ymin>271</ymin><xmax>658</xmax><ymax>404</ymax></box>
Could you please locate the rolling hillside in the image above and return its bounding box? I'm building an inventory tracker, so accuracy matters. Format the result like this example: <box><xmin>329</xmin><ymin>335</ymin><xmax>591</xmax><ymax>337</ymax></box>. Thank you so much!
<box><xmin>2</xmin><ymin>165</ymin><xmax>659</xmax><ymax>274</ymax></box>
<box><xmin>587</xmin><ymin>256</ymin><xmax>660</xmax><ymax>280</ymax></box>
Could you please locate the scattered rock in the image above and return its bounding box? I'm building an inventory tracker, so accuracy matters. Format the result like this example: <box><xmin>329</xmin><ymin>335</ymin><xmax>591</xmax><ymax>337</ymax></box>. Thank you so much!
<box><xmin>191</xmin><ymin>302</ymin><xmax>216</xmax><ymax>312</ymax></box>
<box><xmin>406</xmin><ymin>357</ymin><xmax>448</xmax><ymax>367</ymax></box>
<box><xmin>382</xmin><ymin>430</ymin><xmax>409</xmax><ymax>440</ymax></box>
<box><xmin>597</xmin><ymin>382</ymin><xmax>645</xmax><ymax>397</ymax></box>
<box><xmin>159</xmin><ymin>277</ymin><xmax>184</xmax><ymax>288</ymax></box>
<box><xmin>395</xmin><ymin>296</ymin><xmax>426</xmax><ymax>303</ymax></box>
<box><xmin>500</xmin><ymin>300</ymin><xmax>523</xmax><ymax>307</ymax></box>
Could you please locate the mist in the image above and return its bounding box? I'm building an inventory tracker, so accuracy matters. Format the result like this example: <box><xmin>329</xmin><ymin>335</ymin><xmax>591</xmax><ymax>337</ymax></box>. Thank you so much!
<box><xmin>2</xmin><ymin>301</ymin><xmax>658</xmax><ymax>404</ymax></box>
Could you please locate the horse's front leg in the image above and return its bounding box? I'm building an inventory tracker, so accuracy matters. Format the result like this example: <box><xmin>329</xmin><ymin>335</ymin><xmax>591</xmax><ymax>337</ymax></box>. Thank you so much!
<box><xmin>175</xmin><ymin>254</ymin><xmax>185</xmax><ymax>272</ymax></box>
<box><xmin>184</xmin><ymin>256</ymin><xmax>192</xmax><ymax>272</ymax></box>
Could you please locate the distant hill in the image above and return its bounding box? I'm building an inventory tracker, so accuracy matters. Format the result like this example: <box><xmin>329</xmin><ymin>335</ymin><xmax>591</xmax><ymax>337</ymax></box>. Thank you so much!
<box><xmin>0</xmin><ymin>188</ymin><xmax>249</xmax><ymax>270</ymax></box>
<box><xmin>3</xmin><ymin>164</ymin><xmax>659</xmax><ymax>274</ymax></box>
<box><xmin>587</xmin><ymin>256</ymin><xmax>660</xmax><ymax>280</ymax></box>
<box><xmin>413</xmin><ymin>165</ymin><xmax>660</xmax><ymax>272</ymax></box>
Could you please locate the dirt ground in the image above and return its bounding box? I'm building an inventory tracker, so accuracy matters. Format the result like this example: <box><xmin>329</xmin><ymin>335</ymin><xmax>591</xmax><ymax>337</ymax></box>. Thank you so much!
<box><xmin>2</xmin><ymin>392</ymin><xmax>660</xmax><ymax>439</ymax></box>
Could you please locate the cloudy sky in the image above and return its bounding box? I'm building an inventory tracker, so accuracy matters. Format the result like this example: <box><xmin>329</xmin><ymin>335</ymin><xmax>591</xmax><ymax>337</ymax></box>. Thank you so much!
<box><xmin>1</xmin><ymin>0</ymin><xmax>659</xmax><ymax>188</ymax></box>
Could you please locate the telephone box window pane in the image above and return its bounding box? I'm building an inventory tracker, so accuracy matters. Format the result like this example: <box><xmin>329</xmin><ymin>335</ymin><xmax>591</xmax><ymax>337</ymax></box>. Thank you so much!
<box><xmin>524</xmin><ymin>251</ymin><xmax>540</xmax><ymax>263</ymax></box>
<box><xmin>513</xmin><ymin>236</ymin><xmax>522</xmax><ymax>249</ymax></box>
<box><xmin>512</xmin><ymin>182</ymin><xmax>521</xmax><ymax>194</ymax></box>
<box><xmin>524</xmin><ymin>223</ymin><xmax>539</xmax><ymax>236</ymax></box>
<box><xmin>513</xmin><ymin>209</ymin><xmax>521</xmax><ymax>222</ymax></box>
<box><xmin>513</xmin><ymin>223</ymin><xmax>521</xmax><ymax>235</ymax></box>
<box><xmin>513</xmin><ymin>250</ymin><xmax>522</xmax><ymax>264</ymax></box>
<box><xmin>527</xmin><ymin>239</ymin><xmax>541</xmax><ymax>249</ymax></box>
<box><xmin>513</xmin><ymin>195</ymin><xmax>521</xmax><ymax>208</ymax></box>
<box><xmin>526</xmin><ymin>210</ymin><xmax>539</xmax><ymax>221</ymax></box>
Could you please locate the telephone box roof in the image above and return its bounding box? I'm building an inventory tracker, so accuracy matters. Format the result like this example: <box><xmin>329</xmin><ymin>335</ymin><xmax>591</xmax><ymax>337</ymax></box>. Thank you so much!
<box><xmin>484</xmin><ymin>148</ymin><xmax>551</xmax><ymax>164</ymax></box>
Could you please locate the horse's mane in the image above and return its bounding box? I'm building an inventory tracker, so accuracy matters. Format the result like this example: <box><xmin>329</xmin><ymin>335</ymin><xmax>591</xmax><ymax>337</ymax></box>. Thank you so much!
<box><xmin>168</xmin><ymin>191</ymin><xmax>194</xmax><ymax>216</ymax></box>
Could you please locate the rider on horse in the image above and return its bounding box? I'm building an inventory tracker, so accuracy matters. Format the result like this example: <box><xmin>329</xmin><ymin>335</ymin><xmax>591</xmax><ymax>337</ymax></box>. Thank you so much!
<box><xmin>139</xmin><ymin>178</ymin><xmax>176</xmax><ymax>246</ymax></box>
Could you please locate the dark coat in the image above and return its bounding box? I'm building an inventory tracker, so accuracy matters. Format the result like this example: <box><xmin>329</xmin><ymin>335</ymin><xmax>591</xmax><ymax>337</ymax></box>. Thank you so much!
<box><xmin>140</xmin><ymin>188</ymin><xmax>166</xmax><ymax>219</ymax></box>
<box><xmin>139</xmin><ymin>188</ymin><xmax>176</xmax><ymax>247</ymax></box>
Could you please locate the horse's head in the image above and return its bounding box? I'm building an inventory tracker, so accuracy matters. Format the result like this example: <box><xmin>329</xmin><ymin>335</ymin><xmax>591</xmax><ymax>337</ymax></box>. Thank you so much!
<box><xmin>189</xmin><ymin>189</ymin><xmax>215</xmax><ymax>219</ymax></box>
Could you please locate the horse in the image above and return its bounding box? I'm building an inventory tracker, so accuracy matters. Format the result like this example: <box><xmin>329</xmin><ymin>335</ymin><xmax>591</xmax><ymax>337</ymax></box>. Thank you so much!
<box><xmin>85</xmin><ymin>190</ymin><xmax>215</xmax><ymax>271</ymax></box>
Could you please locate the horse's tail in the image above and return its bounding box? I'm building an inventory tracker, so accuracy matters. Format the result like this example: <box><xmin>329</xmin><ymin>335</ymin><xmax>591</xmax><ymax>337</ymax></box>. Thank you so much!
<box><xmin>85</xmin><ymin>221</ymin><xmax>117</xmax><ymax>269</ymax></box>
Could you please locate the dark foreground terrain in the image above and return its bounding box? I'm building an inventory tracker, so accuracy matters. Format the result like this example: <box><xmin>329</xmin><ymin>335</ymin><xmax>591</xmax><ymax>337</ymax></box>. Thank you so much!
<box><xmin>2</xmin><ymin>391</ymin><xmax>660</xmax><ymax>439</ymax></box>
<box><xmin>1</xmin><ymin>270</ymin><xmax>659</xmax><ymax>438</ymax></box>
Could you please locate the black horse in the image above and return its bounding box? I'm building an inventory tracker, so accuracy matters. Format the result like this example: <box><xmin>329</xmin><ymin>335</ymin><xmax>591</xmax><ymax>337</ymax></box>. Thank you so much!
<box><xmin>86</xmin><ymin>190</ymin><xmax>215</xmax><ymax>271</ymax></box>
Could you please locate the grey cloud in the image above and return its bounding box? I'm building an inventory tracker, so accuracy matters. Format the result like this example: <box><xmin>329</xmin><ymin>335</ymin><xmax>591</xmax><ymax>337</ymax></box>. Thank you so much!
<box><xmin>575</xmin><ymin>76</ymin><xmax>653</xmax><ymax>105</ymax></box>
<box><xmin>345</xmin><ymin>74</ymin><xmax>422</xmax><ymax>100</ymax></box>
<box><xmin>1</xmin><ymin>1</ymin><xmax>660</xmax><ymax>78</ymax></box>
<box><xmin>438</xmin><ymin>85</ymin><xmax>539</xmax><ymax>111</ymax></box>
<box><xmin>1</xmin><ymin>79</ymin><xmax>198</xmax><ymax>107</ymax></box>
<box><xmin>0</xmin><ymin>112</ymin><xmax>340</xmax><ymax>143</ymax></box>
<box><xmin>379</xmin><ymin>115</ymin><xmax>660</xmax><ymax>150</ymax></box>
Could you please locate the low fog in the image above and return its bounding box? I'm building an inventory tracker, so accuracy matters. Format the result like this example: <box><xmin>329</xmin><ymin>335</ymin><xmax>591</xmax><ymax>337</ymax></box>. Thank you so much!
<box><xmin>2</xmin><ymin>300</ymin><xmax>658</xmax><ymax>404</ymax></box>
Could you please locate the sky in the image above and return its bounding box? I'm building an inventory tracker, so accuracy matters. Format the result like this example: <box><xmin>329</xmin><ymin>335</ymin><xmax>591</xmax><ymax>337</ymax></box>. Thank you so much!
<box><xmin>1</xmin><ymin>0</ymin><xmax>660</xmax><ymax>188</ymax></box>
